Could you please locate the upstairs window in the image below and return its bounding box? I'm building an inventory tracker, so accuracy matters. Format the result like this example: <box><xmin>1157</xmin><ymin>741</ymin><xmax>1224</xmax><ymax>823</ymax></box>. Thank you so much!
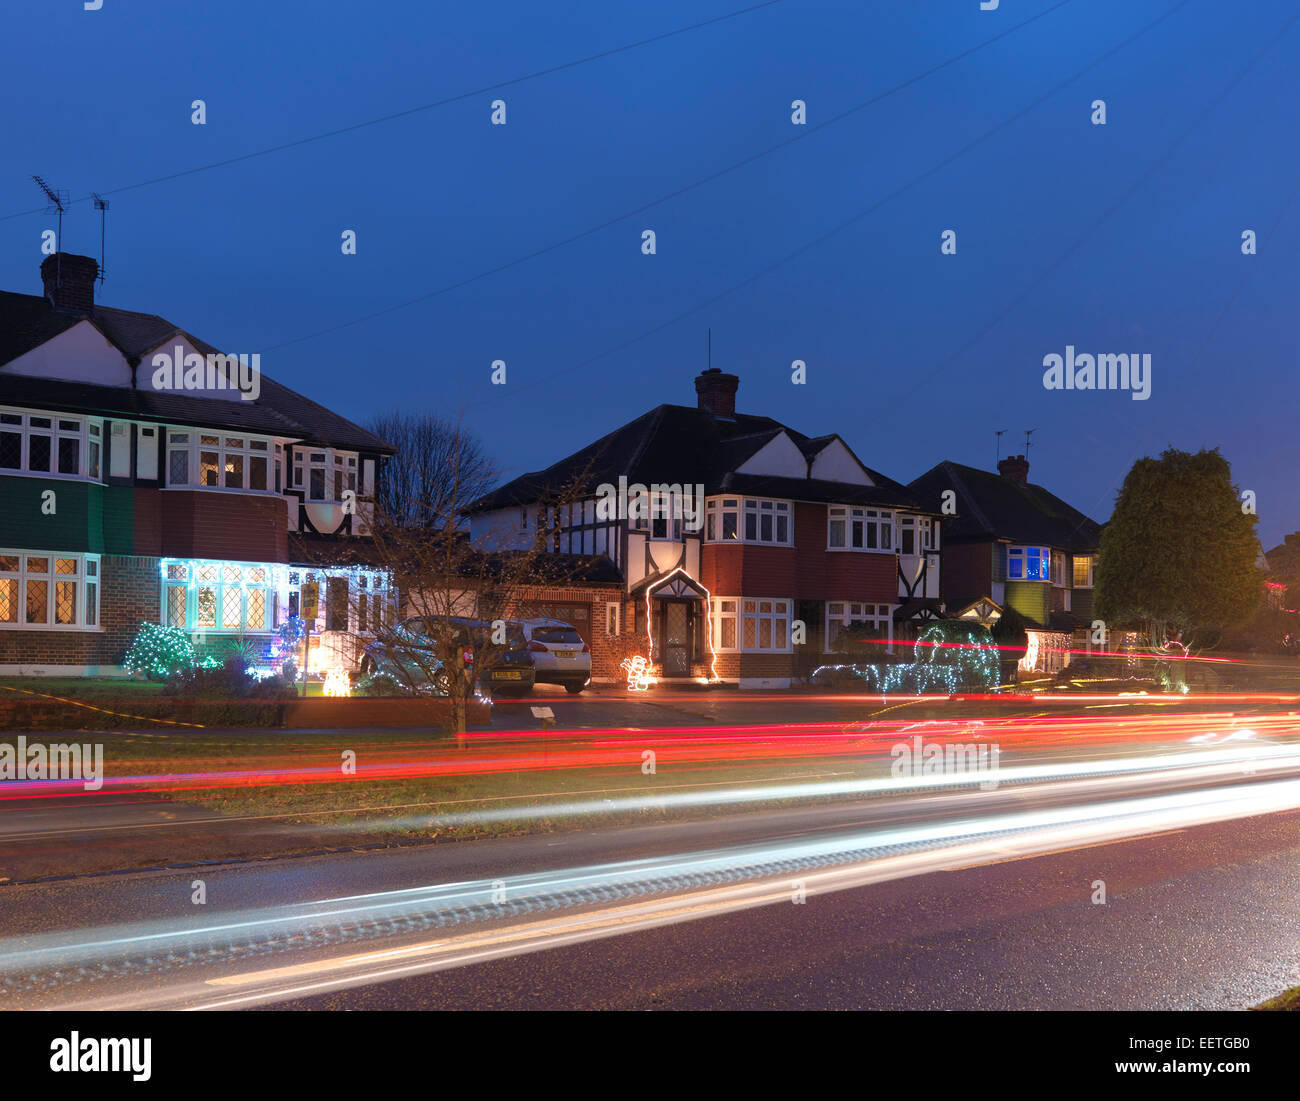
<box><xmin>0</xmin><ymin>410</ymin><xmax>102</xmax><ymax>481</ymax></box>
<box><xmin>1007</xmin><ymin>545</ymin><xmax>1050</xmax><ymax>581</ymax></box>
<box><xmin>705</xmin><ymin>498</ymin><xmax>790</xmax><ymax>544</ymax></box>
<box><xmin>1073</xmin><ymin>555</ymin><xmax>1095</xmax><ymax>588</ymax></box>
<box><xmin>167</xmin><ymin>431</ymin><xmax>274</xmax><ymax>493</ymax></box>
<box><xmin>291</xmin><ymin>448</ymin><xmax>359</xmax><ymax>503</ymax></box>
<box><xmin>828</xmin><ymin>506</ymin><xmax>892</xmax><ymax>551</ymax></box>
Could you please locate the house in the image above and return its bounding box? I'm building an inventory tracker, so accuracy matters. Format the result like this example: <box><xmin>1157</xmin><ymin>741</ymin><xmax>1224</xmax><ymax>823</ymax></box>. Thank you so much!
<box><xmin>908</xmin><ymin>455</ymin><xmax>1104</xmax><ymax>674</ymax></box>
<box><xmin>465</xmin><ymin>368</ymin><xmax>944</xmax><ymax>688</ymax></box>
<box><xmin>0</xmin><ymin>252</ymin><xmax>393</xmax><ymax>676</ymax></box>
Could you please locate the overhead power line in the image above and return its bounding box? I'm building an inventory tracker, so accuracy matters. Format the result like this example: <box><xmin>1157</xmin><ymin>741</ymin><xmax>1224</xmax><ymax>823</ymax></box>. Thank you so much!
<box><xmin>0</xmin><ymin>0</ymin><xmax>787</xmax><ymax>223</ymax></box>
<box><xmin>263</xmin><ymin>0</ymin><xmax>1078</xmax><ymax>351</ymax></box>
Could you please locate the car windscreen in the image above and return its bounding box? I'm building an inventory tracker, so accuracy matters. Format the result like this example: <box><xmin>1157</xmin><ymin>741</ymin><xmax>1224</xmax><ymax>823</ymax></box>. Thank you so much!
<box><xmin>531</xmin><ymin>626</ymin><xmax>583</xmax><ymax>645</ymax></box>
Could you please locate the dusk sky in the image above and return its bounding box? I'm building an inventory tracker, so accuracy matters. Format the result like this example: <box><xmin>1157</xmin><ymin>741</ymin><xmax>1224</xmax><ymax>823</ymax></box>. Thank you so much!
<box><xmin>3</xmin><ymin>0</ymin><xmax>1296</xmax><ymax>544</ymax></box>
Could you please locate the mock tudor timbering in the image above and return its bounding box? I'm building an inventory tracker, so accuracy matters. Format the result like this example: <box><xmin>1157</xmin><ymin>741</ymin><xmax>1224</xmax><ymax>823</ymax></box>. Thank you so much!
<box><xmin>0</xmin><ymin>252</ymin><xmax>395</xmax><ymax>676</ymax></box>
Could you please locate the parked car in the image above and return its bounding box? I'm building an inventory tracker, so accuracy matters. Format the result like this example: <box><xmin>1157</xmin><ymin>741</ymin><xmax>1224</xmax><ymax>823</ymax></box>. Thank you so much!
<box><xmin>360</xmin><ymin>616</ymin><xmax>476</xmax><ymax>697</ymax></box>
<box><xmin>519</xmin><ymin>619</ymin><xmax>591</xmax><ymax>693</ymax></box>
<box><xmin>468</xmin><ymin>620</ymin><xmax>536</xmax><ymax>695</ymax></box>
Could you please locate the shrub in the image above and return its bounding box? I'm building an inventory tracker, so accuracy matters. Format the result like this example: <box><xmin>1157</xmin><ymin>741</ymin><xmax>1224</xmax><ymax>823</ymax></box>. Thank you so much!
<box><xmin>123</xmin><ymin>623</ymin><xmax>199</xmax><ymax>682</ymax></box>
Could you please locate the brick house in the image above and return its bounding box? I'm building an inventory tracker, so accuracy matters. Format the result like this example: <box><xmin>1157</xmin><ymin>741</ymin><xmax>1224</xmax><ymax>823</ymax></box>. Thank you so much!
<box><xmin>0</xmin><ymin>252</ymin><xmax>394</xmax><ymax>676</ymax></box>
<box><xmin>465</xmin><ymin>369</ymin><xmax>944</xmax><ymax>688</ymax></box>
<box><xmin>908</xmin><ymin>456</ymin><xmax>1104</xmax><ymax>674</ymax></box>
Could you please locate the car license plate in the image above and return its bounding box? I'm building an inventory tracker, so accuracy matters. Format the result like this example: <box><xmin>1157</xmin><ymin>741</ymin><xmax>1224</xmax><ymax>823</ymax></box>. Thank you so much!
<box><xmin>556</xmin><ymin>651</ymin><xmax>578</xmax><ymax>659</ymax></box>
<box><xmin>493</xmin><ymin>671</ymin><xmax>522</xmax><ymax>680</ymax></box>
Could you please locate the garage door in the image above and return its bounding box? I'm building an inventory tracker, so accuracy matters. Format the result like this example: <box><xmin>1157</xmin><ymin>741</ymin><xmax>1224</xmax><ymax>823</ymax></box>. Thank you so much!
<box><xmin>533</xmin><ymin>602</ymin><xmax>592</xmax><ymax>646</ymax></box>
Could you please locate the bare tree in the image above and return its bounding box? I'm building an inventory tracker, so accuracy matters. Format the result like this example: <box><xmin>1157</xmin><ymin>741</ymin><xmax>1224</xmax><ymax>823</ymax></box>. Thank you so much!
<box><xmin>355</xmin><ymin>415</ymin><xmax>596</xmax><ymax>736</ymax></box>
<box><xmin>368</xmin><ymin>411</ymin><xmax>498</xmax><ymax>529</ymax></box>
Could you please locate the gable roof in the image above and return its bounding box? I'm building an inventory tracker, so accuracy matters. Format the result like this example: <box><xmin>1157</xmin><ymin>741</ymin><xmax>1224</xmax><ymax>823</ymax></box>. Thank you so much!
<box><xmin>0</xmin><ymin>288</ymin><xmax>393</xmax><ymax>453</ymax></box>
<box><xmin>909</xmin><ymin>460</ymin><xmax>1102</xmax><ymax>551</ymax></box>
<box><xmin>466</xmin><ymin>402</ymin><xmax>931</xmax><ymax>514</ymax></box>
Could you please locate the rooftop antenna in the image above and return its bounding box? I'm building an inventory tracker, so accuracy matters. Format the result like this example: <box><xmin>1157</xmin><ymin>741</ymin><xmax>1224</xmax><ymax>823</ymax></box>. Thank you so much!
<box><xmin>994</xmin><ymin>429</ymin><xmax>1007</xmax><ymax>465</ymax></box>
<box><xmin>91</xmin><ymin>193</ymin><xmax>109</xmax><ymax>284</ymax></box>
<box><xmin>1024</xmin><ymin>428</ymin><xmax>1037</xmax><ymax>460</ymax></box>
<box><xmin>31</xmin><ymin>175</ymin><xmax>69</xmax><ymax>287</ymax></box>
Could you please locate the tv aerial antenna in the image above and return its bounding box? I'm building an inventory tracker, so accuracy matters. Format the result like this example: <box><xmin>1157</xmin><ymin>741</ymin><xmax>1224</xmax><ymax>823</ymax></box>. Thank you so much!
<box><xmin>994</xmin><ymin>429</ymin><xmax>1007</xmax><ymax>465</ymax></box>
<box><xmin>1024</xmin><ymin>428</ymin><xmax>1037</xmax><ymax>460</ymax></box>
<box><xmin>91</xmin><ymin>193</ymin><xmax>109</xmax><ymax>283</ymax></box>
<box><xmin>32</xmin><ymin>175</ymin><xmax>69</xmax><ymax>286</ymax></box>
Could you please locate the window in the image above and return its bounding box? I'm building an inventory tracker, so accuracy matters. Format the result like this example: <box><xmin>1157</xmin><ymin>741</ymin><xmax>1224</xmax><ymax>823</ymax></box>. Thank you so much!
<box><xmin>162</xmin><ymin>560</ymin><xmax>279</xmax><ymax>633</ymax></box>
<box><xmin>1051</xmin><ymin>550</ymin><xmax>1068</xmax><ymax>588</ymax></box>
<box><xmin>898</xmin><ymin>516</ymin><xmax>938</xmax><ymax>555</ymax></box>
<box><xmin>705</xmin><ymin>498</ymin><xmax>790</xmax><ymax>544</ymax></box>
<box><xmin>827</xmin><ymin>506</ymin><xmax>892</xmax><ymax>551</ymax></box>
<box><xmin>168</xmin><ymin>431</ymin><xmax>275</xmax><ymax>493</ymax></box>
<box><xmin>712</xmin><ymin>597</ymin><xmax>792</xmax><ymax>652</ymax></box>
<box><xmin>826</xmin><ymin>602</ymin><xmax>892</xmax><ymax>651</ymax></box>
<box><xmin>606</xmin><ymin>602</ymin><xmax>621</xmax><ymax>636</ymax></box>
<box><xmin>1073</xmin><ymin>555</ymin><xmax>1095</xmax><ymax>588</ymax></box>
<box><xmin>1007</xmin><ymin>545</ymin><xmax>1050</xmax><ymax>581</ymax></box>
<box><xmin>291</xmin><ymin>448</ymin><xmax>358</xmax><ymax>503</ymax></box>
<box><xmin>0</xmin><ymin>410</ymin><xmax>103</xmax><ymax>481</ymax></box>
<box><xmin>0</xmin><ymin>551</ymin><xmax>100</xmax><ymax>629</ymax></box>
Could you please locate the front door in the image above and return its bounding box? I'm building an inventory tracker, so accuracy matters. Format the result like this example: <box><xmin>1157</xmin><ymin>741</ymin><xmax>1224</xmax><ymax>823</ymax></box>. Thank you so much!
<box><xmin>661</xmin><ymin>601</ymin><xmax>691</xmax><ymax>677</ymax></box>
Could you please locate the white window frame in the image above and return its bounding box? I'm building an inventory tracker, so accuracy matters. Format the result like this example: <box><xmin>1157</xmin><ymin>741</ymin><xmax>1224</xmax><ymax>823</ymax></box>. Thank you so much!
<box><xmin>162</xmin><ymin>559</ymin><xmax>283</xmax><ymax>634</ymax></box>
<box><xmin>606</xmin><ymin>601</ymin><xmax>621</xmax><ymax>636</ymax></box>
<box><xmin>166</xmin><ymin>429</ymin><xmax>278</xmax><ymax>494</ymax></box>
<box><xmin>0</xmin><ymin>407</ymin><xmax>103</xmax><ymax>482</ymax></box>
<box><xmin>825</xmin><ymin>601</ymin><xmax>893</xmax><ymax>653</ymax></box>
<box><xmin>291</xmin><ymin>447</ymin><xmax>358</xmax><ymax>503</ymax></box>
<box><xmin>898</xmin><ymin>515</ymin><xmax>939</xmax><ymax>555</ymax></box>
<box><xmin>712</xmin><ymin>596</ymin><xmax>793</xmax><ymax>653</ymax></box>
<box><xmin>0</xmin><ymin>550</ymin><xmax>100</xmax><ymax>630</ymax></box>
<box><xmin>1007</xmin><ymin>545</ymin><xmax>1051</xmax><ymax>582</ymax></box>
<box><xmin>827</xmin><ymin>506</ymin><xmax>893</xmax><ymax>552</ymax></box>
<box><xmin>1072</xmin><ymin>555</ymin><xmax>1095</xmax><ymax>589</ymax></box>
<box><xmin>704</xmin><ymin>497</ymin><xmax>792</xmax><ymax>545</ymax></box>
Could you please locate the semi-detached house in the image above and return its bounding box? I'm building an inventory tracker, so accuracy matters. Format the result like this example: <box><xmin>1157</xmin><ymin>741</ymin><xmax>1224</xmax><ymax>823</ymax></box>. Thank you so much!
<box><xmin>0</xmin><ymin>252</ymin><xmax>394</xmax><ymax>676</ymax></box>
<box><xmin>466</xmin><ymin>369</ymin><xmax>944</xmax><ymax>688</ymax></box>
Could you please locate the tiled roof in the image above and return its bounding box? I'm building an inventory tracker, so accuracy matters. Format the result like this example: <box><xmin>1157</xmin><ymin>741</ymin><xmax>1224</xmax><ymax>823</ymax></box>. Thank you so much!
<box><xmin>909</xmin><ymin>461</ymin><xmax>1102</xmax><ymax>551</ymax></box>
<box><xmin>466</xmin><ymin>402</ymin><xmax>930</xmax><ymax>513</ymax></box>
<box><xmin>0</xmin><ymin>289</ymin><xmax>393</xmax><ymax>453</ymax></box>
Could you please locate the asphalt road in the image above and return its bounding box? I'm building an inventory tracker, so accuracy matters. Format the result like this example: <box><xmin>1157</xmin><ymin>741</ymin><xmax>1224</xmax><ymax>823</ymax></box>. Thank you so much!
<box><xmin>264</xmin><ymin>806</ymin><xmax>1300</xmax><ymax>1011</ymax></box>
<box><xmin>5</xmin><ymin>747</ymin><xmax>1300</xmax><ymax>1010</ymax></box>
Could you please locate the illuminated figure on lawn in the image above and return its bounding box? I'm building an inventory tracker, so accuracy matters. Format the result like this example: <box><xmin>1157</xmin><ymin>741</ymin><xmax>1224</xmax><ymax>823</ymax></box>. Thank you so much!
<box><xmin>323</xmin><ymin>668</ymin><xmax>352</xmax><ymax>697</ymax></box>
<box><xmin>621</xmin><ymin>655</ymin><xmax>656</xmax><ymax>691</ymax></box>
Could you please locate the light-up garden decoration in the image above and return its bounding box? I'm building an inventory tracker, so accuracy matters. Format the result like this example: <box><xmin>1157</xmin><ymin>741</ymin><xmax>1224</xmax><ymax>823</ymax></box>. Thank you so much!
<box><xmin>323</xmin><ymin>667</ymin><xmax>352</xmax><ymax>697</ymax></box>
<box><xmin>811</xmin><ymin>620</ymin><xmax>1000</xmax><ymax>698</ymax></box>
<box><xmin>620</xmin><ymin>655</ymin><xmax>656</xmax><ymax>691</ymax></box>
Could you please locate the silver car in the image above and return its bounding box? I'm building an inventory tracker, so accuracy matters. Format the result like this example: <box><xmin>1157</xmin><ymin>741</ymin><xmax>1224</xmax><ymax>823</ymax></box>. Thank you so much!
<box><xmin>520</xmin><ymin>618</ymin><xmax>591</xmax><ymax>693</ymax></box>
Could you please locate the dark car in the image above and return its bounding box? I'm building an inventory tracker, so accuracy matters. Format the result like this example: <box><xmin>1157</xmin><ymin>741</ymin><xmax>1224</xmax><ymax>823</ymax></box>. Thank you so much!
<box><xmin>360</xmin><ymin>616</ymin><xmax>477</xmax><ymax>697</ymax></box>
<box><xmin>468</xmin><ymin>620</ymin><xmax>537</xmax><ymax>695</ymax></box>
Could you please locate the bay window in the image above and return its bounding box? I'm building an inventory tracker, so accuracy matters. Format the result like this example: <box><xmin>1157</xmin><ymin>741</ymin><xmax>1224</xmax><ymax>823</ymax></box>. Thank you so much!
<box><xmin>162</xmin><ymin>559</ymin><xmax>280</xmax><ymax>633</ymax></box>
<box><xmin>0</xmin><ymin>551</ymin><xmax>100</xmax><ymax>629</ymax></box>
<box><xmin>711</xmin><ymin>597</ymin><xmax>792</xmax><ymax>652</ymax></box>
<box><xmin>0</xmin><ymin>410</ymin><xmax>103</xmax><ymax>481</ymax></box>
<box><xmin>826</xmin><ymin>601</ymin><xmax>892</xmax><ymax>651</ymax></box>
<box><xmin>167</xmin><ymin>431</ymin><xmax>275</xmax><ymax>492</ymax></box>
<box><xmin>705</xmin><ymin>498</ymin><xmax>790</xmax><ymax>544</ymax></box>
<box><xmin>292</xmin><ymin>448</ymin><xmax>358</xmax><ymax>503</ymax></box>
<box><xmin>828</xmin><ymin>506</ymin><xmax>892</xmax><ymax>551</ymax></box>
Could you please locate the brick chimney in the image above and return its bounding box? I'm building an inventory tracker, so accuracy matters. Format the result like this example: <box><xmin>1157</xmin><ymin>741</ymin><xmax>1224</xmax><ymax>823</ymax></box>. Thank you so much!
<box><xmin>694</xmin><ymin>367</ymin><xmax>739</xmax><ymax>418</ymax></box>
<box><xmin>41</xmin><ymin>253</ymin><xmax>98</xmax><ymax>314</ymax></box>
<box><xmin>998</xmin><ymin>454</ymin><xmax>1030</xmax><ymax>486</ymax></box>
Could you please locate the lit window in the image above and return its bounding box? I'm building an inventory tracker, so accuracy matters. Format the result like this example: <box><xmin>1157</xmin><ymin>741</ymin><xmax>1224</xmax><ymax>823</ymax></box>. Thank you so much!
<box><xmin>0</xmin><ymin>551</ymin><xmax>100</xmax><ymax>629</ymax></box>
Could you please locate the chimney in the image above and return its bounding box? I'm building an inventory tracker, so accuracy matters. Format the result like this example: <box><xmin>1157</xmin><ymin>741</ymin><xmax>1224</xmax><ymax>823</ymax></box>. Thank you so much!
<box><xmin>694</xmin><ymin>367</ymin><xmax>739</xmax><ymax>418</ymax></box>
<box><xmin>41</xmin><ymin>253</ymin><xmax>98</xmax><ymax>314</ymax></box>
<box><xmin>998</xmin><ymin>454</ymin><xmax>1030</xmax><ymax>486</ymax></box>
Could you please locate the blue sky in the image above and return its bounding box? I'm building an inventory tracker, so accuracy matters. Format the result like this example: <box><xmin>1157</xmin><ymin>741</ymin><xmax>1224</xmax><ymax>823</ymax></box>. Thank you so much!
<box><xmin>3</xmin><ymin>0</ymin><xmax>1296</xmax><ymax>545</ymax></box>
